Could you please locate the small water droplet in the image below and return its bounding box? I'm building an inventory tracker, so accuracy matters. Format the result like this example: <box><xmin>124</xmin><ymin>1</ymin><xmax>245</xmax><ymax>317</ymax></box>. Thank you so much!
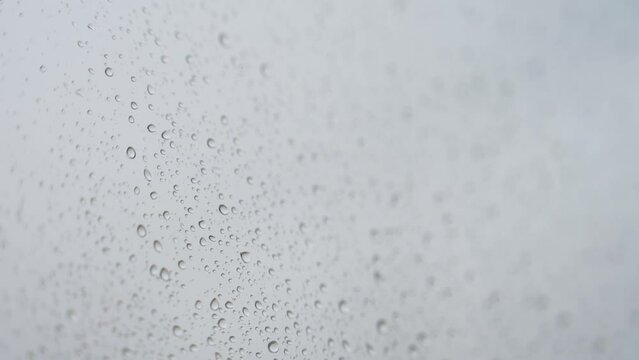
<box><xmin>206</xmin><ymin>138</ymin><xmax>215</xmax><ymax>148</ymax></box>
<box><xmin>172</xmin><ymin>325</ymin><xmax>184</xmax><ymax>337</ymax></box>
<box><xmin>153</xmin><ymin>240</ymin><xmax>162</xmax><ymax>252</ymax></box>
<box><xmin>376</xmin><ymin>319</ymin><xmax>389</xmax><ymax>334</ymax></box>
<box><xmin>218</xmin><ymin>33</ymin><xmax>230</xmax><ymax>48</ymax></box>
<box><xmin>268</xmin><ymin>341</ymin><xmax>279</xmax><ymax>353</ymax></box>
<box><xmin>240</xmin><ymin>251</ymin><xmax>251</xmax><ymax>263</ymax></box>
<box><xmin>160</xmin><ymin>268</ymin><xmax>170</xmax><ymax>281</ymax></box>
<box><xmin>217</xmin><ymin>318</ymin><xmax>227</xmax><ymax>329</ymax></box>
<box><xmin>105</xmin><ymin>67</ymin><xmax>113</xmax><ymax>77</ymax></box>
<box><xmin>146</xmin><ymin>84</ymin><xmax>155</xmax><ymax>95</ymax></box>
<box><xmin>338</xmin><ymin>300</ymin><xmax>349</xmax><ymax>313</ymax></box>
<box><xmin>143</xmin><ymin>169</ymin><xmax>152</xmax><ymax>181</ymax></box>
<box><xmin>39</xmin><ymin>65</ymin><xmax>46</xmax><ymax>73</ymax></box>
<box><xmin>137</xmin><ymin>224</ymin><xmax>147</xmax><ymax>237</ymax></box>
<box><xmin>218</xmin><ymin>204</ymin><xmax>229</xmax><ymax>215</ymax></box>
<box><xmin>126</xmin><ymin>146</ymin><xmax>136</xmax><ymax>159</ymax></box>
<box><xmin>210</xmin><ymin>298</ymin><xmax>220</xmax><ymax>310</ymax></box>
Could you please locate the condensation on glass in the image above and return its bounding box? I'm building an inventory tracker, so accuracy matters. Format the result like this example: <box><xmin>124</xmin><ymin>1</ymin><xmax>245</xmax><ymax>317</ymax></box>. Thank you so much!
<box><xmin>0</xmin><ymin>1</ymin><xmax>638</xmax><ymax>359</ymax></box>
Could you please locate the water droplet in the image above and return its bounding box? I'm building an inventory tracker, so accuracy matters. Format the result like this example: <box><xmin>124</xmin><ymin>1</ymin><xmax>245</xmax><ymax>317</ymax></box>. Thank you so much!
<box><xmin>153</xmin><ymin>240</ymin><xmax>162</xmax><ymax>252</ymax></box>
<box><xmin>267</xmin><ymin>341</ymin><xmax>279</xmax><ymax>353</ymax></box>
<box><xmin>240</xmin><ymin>251</ymin><xmax>251</xmax><ymax>263</ymax></box>
<box><xmin>160</xmin><ymin>268</ymin><xmax>170</xmax><ymax>281</ymax></box>
<box><xmin>105</xmin><ymin>67</ymin><xmax>113</xmax><ymax>77</ymax></box>
<box><xmin>130</xmin><ymin>101</ymin><xmax>138</xmax><ymax>110</ymax></box>
<box><xmin>218</xmin><ymin>204</ymin><xmax>229</xmax><ymax>215</ymax></box>
<box><xmin>376</xmin><ymin>319</ymin><xmax>389</xmax><ymax>334</ymax></box>
<box><xmin>147</xmin><ymin>124</ymin><xmax>156</xmax><ymax>133</ymax></box>
<box><xmin>217</xmin><ymin>318</ymin><xmax>227</xmax><ymax>329</ymax></box>
<box><xmin>338</xmin><ymin>300</ymin><xmax>349</xmax><ymax>313</ymax></box>
<box><xmin>137</xmin><ymin>224</ymin><xmax>147</xmax><ymax>237</ymax></box>
<box><xmin>172</xmin><ymin>325</ymin><xmax>184</xmax><ymax>337</ymax></box>
<box><xmin>39</xmin><ymin>65</ymin><xmax>46</xmax><ymax>73</ymax></box>
<box><xmin>210</xmin><ymin>298</ymin><xmax>220</xmax><ymax>310</ymax></box>
<box><xmin>126</xmin><ymin>146</ymin><xmax>136</xmax><ymax>159</ymax></box>
<box><xmin>143</xmin><ymin>169</ymin><xmax>152</xmax><ymax>181</ymax></box>
<box><xmin>146</xmin><ymin>84</ymin><xmax>155</xmax><ymax>95</ymax></box>
<box><xmin>206</xmin><ymin>138</ymin><xmax>215</xmax><ymax>148</ymax></box>
<box><xmin>218</xmin><ymin>33</ymin><xmax>230</xmax><ymax>48</ymax></box>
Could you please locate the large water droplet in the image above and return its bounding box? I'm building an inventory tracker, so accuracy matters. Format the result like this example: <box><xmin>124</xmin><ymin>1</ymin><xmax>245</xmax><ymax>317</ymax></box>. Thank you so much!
<box><xmin>218</xmin><ymin>204</ymin><xmax>229</xmax><ymax>215</ymax></box>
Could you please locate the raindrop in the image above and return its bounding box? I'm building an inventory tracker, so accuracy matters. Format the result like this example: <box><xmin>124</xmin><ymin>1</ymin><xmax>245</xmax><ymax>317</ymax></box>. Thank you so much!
<box><xmin>338</xmin><ymin>300</ymin><xmax>349</xmax><ymax>313</ymax></box>
<box><xmin>126</xmin><ymin>146</ymin><xmax>136</xmax><ymax>159</ymax></box>
<box><xmin>172</xmin><ymin>325</ymin><xmax>184</xmax><ymax>338</ymax></box>
<box><xmin>105</xmin><ymin>67</ymin><xmax>113</xmax><ymax>77</ymax></box>
<box><xmin>267</xmin><ymin>341</ymin><xmax>279</xmax><ymax>353</ymax></box>
<box><xmin>137</xmin><ymin>224</ymin><xmax>147</xmax><ymax>237</ymax></box>
<box><xmin>159</xmin><ymin>268</ymin><xmax>170</xmax><ymax>281</ymax></box>
<box><xmin>210</xmin><ymin>298</ymin><xmax>220</xmax><ymax>310</ymax></box>
<box><xmin>218</xmin><ymin>204</ymin><xmax>229</xmax><ymax>215</ymax></box>
<box><xmin>218</xmin><ymin>33</ymin><xmax>230</xmax><ymax>47</ymax></box>
<box><xmin>217</xmin><ymin>318</ymin><xmax>227</xmax><ymax>329</ymax></box>
<box><xmin>206</xmin><ymin>138</ymin><xmax>215</xmax><ymax>148</ymax></box>
<box><xmin>153</xmin><ymin>240</ymin><xmax>162</xmax><ymax>252</ymax></box>
<box><xmin>376</xmin><ymin>319</ymin><xmax>389</xmax><ymax>334</ymax></box>
<box><xmin>146</xmin><ymin>84</ymin><xmax>155</xmax><ymax>95</ymax></box>
<box><xmin>240</xmin><ymin>251</ymin><xmax>251</xmax><ymax>263</ymax></box>
<box><xmin>144</xmin><ymin>169</ymin><xmax>152</xmax><ymax>181</ymax></box>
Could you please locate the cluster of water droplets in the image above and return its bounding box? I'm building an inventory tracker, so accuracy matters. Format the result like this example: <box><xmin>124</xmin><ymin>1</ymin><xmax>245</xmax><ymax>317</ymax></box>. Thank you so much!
<box><xmin>0</xmin><ymin>0</ymin><xmax>638</xmax><ymax>360</ymax></box>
